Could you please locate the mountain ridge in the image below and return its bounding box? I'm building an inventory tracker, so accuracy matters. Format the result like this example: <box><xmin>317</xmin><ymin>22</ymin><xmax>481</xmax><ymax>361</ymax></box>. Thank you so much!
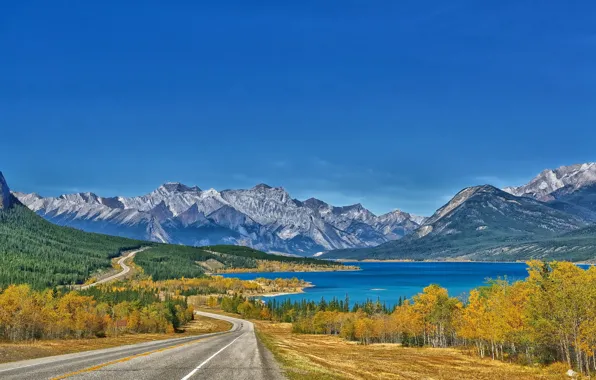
<box><xmin>505</xmin><ymin>162</ymin><xmax>596</xmax><ymax>200</ymax></box>
<box><xmin>14</xmin><ymin>181</ymin><xmax>424</xmax><ymax>255</ymax></box>
<box><xmin>322</xmin><ymin>183</ymin><xmax>593</xmax><ymax>261</ymax></box>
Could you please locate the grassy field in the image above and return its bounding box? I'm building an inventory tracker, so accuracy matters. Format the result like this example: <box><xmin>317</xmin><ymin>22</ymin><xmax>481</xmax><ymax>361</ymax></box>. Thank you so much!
<box><xmin>254</xmin><ymin>321</ymin><xmax>568</xmax><ymax>380</ymax></box>
<box><xmin>0</xmin><ymin>315</ymin><xmax>231</xmax><ymax>364</ymax></box>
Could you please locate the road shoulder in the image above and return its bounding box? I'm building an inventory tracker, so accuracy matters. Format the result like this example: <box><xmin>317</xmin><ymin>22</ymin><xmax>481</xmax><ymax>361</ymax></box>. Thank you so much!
<box><xmin>0</xmin><ymin>314</ymin><xmax>231</xmax><ymax>365</ymax></box>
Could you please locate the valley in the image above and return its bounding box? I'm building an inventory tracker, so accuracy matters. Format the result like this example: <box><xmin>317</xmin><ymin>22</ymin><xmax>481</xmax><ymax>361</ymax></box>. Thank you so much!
<box><xmin>12</xmin><ymin>163</ymin><xmax>596</xmax><ymax>263</ymax></box>
<box><xmin>2</xmin><ymin>165</ymin><xmax>596</xmax><ymax>379</ymax></box>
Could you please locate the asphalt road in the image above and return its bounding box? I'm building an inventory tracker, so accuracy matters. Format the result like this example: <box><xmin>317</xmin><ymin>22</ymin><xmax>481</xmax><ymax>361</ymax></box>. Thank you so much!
<box><xmin>80</xmin><ymin>247</ymin><xmax>149</xmax><ymax>290</ymax></box>
<box><xmin>0</xmin><ymin>311</ymin><xmax>285</xmax><ymax>380</ymax></box>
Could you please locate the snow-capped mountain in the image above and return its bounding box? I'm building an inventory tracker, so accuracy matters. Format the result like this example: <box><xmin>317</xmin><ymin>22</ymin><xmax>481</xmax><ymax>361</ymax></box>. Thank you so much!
<box><xmin>413</xmin><ymin>185</ymin><xmax>587</xmax><ymax>239</ymax></box>
<box><xmin>323</xmin><ymin>184</ymin><xmax>590</xmax><ymax>261</ymax></box>
<box><xmin>14</xmin><ymin>182</ymin><xmax>424</xmax><ymax>255</ymax></box>
<box><xmin>505</xmin><ymin>163</ymin><xmax>596</xmax><ymax>200</ymax></box>
<box><xmin>374</xmin><ymin>210</ymin><xmax>426</xmax><ymax>239</ymax></box>
<box><xmin>504</xmin><ymin>163</ymin><xmax>596</xmax><ymax>220</ymax></box>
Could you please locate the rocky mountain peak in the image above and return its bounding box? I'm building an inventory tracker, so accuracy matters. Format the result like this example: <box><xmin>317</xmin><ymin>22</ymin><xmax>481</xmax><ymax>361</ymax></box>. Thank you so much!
<box><xmin>159</xmin><ymin>182</ymin><xmax>201</xmax><ymax>193</ymax></box>
<box><xmin>378</xmin><ymin>209</ymin><xmax>411</xmax><ymax>223</ymax></box>
<box><xmin>303</xmin><ymin>198</ymin><xmax>329</xmax><ymax>209</ymax></box>
<box><xmin>252</xmin><ymin>183</ymin><xmax>274</xmax><ymax>191</ymax></box>
<box><xmin>342</xmin><ymin>203</ymin><xmax>364</xmax><ymax>211</ymax></box>
<box><xmin>14</xmin><ymin>178</ymin><xmax>424</xmax><ymax>255</ymax></box>
<box><xmin>504</xmin><ymin>163</ymin><xmax>596</xmax><ymax>200</ymax></box>
<box><xmin>424</xmin><ymin>185</ymin><xmax>501</xmax><ymax>226</ymax></box>
<box><xmin>201</xmin><ymin>188</ymin><xmax>220</xmax><ymax>197</ymax></box>
<box><xmin>0</xmin><ymin>171</ymin><xmax>12</xmax><ymax>209</ymax></box>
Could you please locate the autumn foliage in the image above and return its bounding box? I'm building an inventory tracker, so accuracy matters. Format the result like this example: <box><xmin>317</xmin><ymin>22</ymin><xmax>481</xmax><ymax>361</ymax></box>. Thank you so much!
<box><xmin>292</xmin><ymin>261</ymin><xmax>596</xmax><ymax>375</ymax></box>
<box><xmin>219</xmin><ymin>261</ymin><xmax>596</xmax><ymax>375</ymax></box>
<box><xmin>0</xmin><ymin>284</ymin><xmax>194</xmax><ymax>341</ymax></box>
<box><xmin>0</xmin><ymin>275</ymin><xmax>307</xmax><ymax>343</ymax></box>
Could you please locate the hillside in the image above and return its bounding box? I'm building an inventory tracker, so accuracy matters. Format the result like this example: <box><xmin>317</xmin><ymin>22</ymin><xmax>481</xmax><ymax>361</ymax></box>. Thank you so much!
<box><xmin>323</xmin><ymin>185</ymin><xmax>594</xmax><ymax>261</ymax></box>
<box><xmin>0</xmin><ymin>198</ymin><xmax>144</xmax><ymax>288</ymax></box>
<box><xmin>0</xmin><ymin>201</ymin><xmax>342</xmax><ymax>287</ymax></box>
<box><xmin>134</xmin><ymin>244</ymin><xmax>346</xmax><ymax>280</ymax></box>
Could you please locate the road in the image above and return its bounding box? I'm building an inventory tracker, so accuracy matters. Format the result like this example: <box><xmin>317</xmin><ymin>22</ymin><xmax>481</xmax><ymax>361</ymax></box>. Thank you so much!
<box><xmin>80</xmin><ymin>247</ymin><xmax>149</xmax><ymax>290</ymax></box>
<box><xmin>0</xmin><ymin>311</ymin><xmax>285</xmax><ymax>380</ymax></box>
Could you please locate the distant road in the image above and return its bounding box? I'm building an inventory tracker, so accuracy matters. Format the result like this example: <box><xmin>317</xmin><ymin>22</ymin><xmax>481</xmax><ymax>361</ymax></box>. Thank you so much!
<box><xmin>80</xmin><ymin>247</ymin><xmax>149</xmax><ymax>290</ymax></box>
<box><xmin>0</xmin><ymin>311</ymin><xmax>285</xmax><ymax>380</ymax></box>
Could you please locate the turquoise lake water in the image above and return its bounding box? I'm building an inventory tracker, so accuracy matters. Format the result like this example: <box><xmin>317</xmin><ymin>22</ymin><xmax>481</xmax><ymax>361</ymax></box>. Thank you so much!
<box><xmin>222</xmin><ymin>262</ymin><xmax>589</xmax><ymax>305</ymax></box>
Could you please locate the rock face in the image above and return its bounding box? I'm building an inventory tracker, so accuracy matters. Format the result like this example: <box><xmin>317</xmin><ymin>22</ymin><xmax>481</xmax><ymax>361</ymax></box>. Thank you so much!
<box><xmin>505</xmin><ymin>163</ymin><xmax>596</xmax><ymax>200</ymax></box>
<box><xmin>413</xmin><ymin>185</ymin><xmax>587</xmax><ymax>239</ymax></box>
<box><xmin>0</xmin><ymin>172</ymin><xmax>12</xmax><ymax>210</ymax></box>
<box><xmin>504</xmin><ymin>163</ymin><xmax>596</xmax><ymax>220</ymax></box>
<box><xmin>14</xmin><ymin>182</ymin><xmax>425</xmax><ymax>255</ymax></box>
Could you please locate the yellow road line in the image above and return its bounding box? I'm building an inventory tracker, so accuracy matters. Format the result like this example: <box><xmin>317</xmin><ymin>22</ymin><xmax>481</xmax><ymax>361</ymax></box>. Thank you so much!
<box><xmin>51</xmin><ymin>335</ymin><xmax>217</xmax><ymax>380</ymax></box>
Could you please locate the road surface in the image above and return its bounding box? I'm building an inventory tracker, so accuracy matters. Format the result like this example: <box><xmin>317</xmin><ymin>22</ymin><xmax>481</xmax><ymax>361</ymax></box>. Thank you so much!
<box><xmin>0</xmin><ymin>311</ymin><xmax>285</xmax><ymax>380</ymax></box>
<box><xmin>80</xmin><ymin>247</ymin><xmax>149</xmax><ymax>290</ymax></box>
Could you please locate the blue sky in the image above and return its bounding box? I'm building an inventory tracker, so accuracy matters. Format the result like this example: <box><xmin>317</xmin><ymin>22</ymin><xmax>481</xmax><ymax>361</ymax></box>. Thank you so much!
<box><xmin>1</xmin><ymin>1</ymin><xmax>595</xmax><ymax>216</ymax></box>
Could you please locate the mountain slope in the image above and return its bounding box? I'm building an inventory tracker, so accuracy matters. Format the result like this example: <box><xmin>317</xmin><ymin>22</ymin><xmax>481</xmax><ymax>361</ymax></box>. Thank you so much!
<box><xmin>504</xmin><ymin>163</ymin><xmax>596</xmax><ymax>221</ymax></box>
<box><xmin>415</xmin><ymin>185</ymin><xmax>585</xmax><ymax>239</ymax></box>
<box><xmin>0</xmin><ymin>172</ymin><xmax>11</xmax><ymax>210</ymax></box>
<box><xmin>15</xmin><ymin>182</ymin><xmax>424</xmax><ymax>255</ymax></box>
<box><xmin>0</xmin><ymin>173</ymin><xmax>145</xmax><ymax>288</ymax></box>
<box><xmin>505</xmin><ymin>163</ymin><xmax>596</xmax><ymax>201</ymax></box>
<box><xmin>374</xmin><ymin>210</ymin><xmax>423</xmax><ymax>239</ymax></box>
<box><xmin>323</xmin><ymin>185</ymin><xmax>590</xmax><ymax>261</ymax></box>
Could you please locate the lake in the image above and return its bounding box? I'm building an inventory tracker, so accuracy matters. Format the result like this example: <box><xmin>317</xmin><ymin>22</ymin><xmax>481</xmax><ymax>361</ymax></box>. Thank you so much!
<box><xmin>221</xmin><ymin>262</ymin><xmax>584</xmax><ymax>305</ymax></box>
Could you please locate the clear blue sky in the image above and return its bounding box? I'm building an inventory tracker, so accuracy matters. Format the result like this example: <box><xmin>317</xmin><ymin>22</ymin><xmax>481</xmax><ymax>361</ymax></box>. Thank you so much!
<box><xmin>1</xmin><ymin>1</ymin><xmax>595</xmax><ymax>216</ymax></box>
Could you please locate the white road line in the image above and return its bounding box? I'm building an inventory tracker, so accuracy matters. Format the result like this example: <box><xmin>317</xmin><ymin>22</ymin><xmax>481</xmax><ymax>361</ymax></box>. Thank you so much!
<box><xmin>180</xmin><ymin>333</ymin><xmax>244</xmax><ymax>380</ymax></box>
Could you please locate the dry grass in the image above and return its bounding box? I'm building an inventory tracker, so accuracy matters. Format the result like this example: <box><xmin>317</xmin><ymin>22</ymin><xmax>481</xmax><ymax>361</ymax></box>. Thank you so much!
<box><xmin>0</xmin><ymin>315</ymin><xmax>232</xmax><ymax>364</ymax></box>
<box><xmin>254</xmin><ymin>321</ymin><xmax>568</xmax><ymax>380</ymax></box>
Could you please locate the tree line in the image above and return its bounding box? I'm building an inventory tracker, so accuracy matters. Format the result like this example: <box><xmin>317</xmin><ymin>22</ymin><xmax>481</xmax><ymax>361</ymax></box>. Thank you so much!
<box><xmin>0</xmin><ymin>284</ymin><xmax>193</xmax><ymax>341</ymax></box>
<box><xmin>0</xmin><ymin>275</ymin><xmax>308</xmax><ymax>342</ymax></box>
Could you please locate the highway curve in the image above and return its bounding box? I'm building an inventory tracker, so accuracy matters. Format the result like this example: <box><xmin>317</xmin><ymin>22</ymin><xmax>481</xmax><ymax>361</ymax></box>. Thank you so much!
<box><xmin>80</xmin><ymin>247</ymin><xmax>149</xmax><ymax>290</ymax></box>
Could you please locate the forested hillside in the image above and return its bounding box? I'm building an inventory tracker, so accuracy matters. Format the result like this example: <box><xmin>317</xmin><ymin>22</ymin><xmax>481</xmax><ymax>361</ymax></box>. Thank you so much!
<box><xmin>205</xmin><ymin>245</ymin><xmax>338</xmax><ymax>265</ymax></box>
<box><xmin>0</xmin><ymin>203</ymin><xmax>343</xmax><ymax>287</ymax></box>
<box><xmin>0</xmin><ymin>200</ymin><xmax>144</xmax><ymax>288</ymax></box>
<box><xmin>0</xmin><ymin>203</ymin><xmax>343</xmax><ymax>290</ymax></box>
<box><xmin>134</xmin><ymin>244</ymin><xmax>346</xmax><ymax>280</ymax></box>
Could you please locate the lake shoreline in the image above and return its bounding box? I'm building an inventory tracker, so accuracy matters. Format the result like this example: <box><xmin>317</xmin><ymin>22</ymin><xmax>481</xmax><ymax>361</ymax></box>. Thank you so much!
<box><xmin>337</xmin><ymin>259</ymin><xmax>595</xmax><ymax>264</ymax></box>
<box><xmin>256</xmin><ymin>283</ymin><xmax>315</xmax><ymax>297</ymax></box>
<box><xmin>216</xmin><ymin>267</ymin><xmax>361</xmax><ymax>275</ymax></box>
<box><xmin>222</xmin><ymin>261</ymin><xmax>592</xmax><ymax>305</ymax></box>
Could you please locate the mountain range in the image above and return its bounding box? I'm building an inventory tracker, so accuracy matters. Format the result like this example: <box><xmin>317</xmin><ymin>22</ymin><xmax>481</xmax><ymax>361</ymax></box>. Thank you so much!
<box><xmin>0</xmin><ymin>171</ymin><xmax>337</xmax><ymax>288</ymax></box>
<box><xmin>14</xmin><ymin>182</ymin><xmax>424</xmax><ymax>256</ymax></box>
<box><xmin>11</xmin><ymin>162</ymin><xmax>596</xmax><ymax>261</ymax></box>
<box><xmin>322</xmin><ymin>163</ymin><xmax>596</xmax><ymax>262</ymax></box>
